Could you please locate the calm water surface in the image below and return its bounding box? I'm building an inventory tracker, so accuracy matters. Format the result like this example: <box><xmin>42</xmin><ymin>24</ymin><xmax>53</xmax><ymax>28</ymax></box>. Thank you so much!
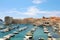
<box><xmin>0</xmin><ymin>24</ymin><xmax>60</xmax><ymax>40</ymax></box>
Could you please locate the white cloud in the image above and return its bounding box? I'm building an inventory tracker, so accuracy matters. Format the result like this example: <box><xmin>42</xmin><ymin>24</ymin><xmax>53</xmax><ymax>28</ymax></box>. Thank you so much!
<box><xmin>24</xmin><ymin>6</ymin><xmax>40</xmax><ymax>16</ymax></box>
<box><xmin>1</xmin><ymin>6</ymin><xmax>60</xmax><ymax>19</ymax></box>
<box><xmin>23</xmin><ymin>6</ymin><xmax>60</xmax><ymax>17</ymax></box>
<box><xmin>32</xmin><ymin>0</ymin><xmax>46</xmax><ymax>4</ymax></box>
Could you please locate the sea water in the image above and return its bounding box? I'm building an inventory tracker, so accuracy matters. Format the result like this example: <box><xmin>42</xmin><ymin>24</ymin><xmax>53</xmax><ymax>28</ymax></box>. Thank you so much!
<box><xmin>0</xmin><ymin>24</ymin><xmax>60</xmax><ymax>40</ymax></box>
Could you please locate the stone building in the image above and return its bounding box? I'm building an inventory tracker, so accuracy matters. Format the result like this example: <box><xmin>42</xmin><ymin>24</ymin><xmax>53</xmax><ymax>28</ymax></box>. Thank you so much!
<box><xmin>41</xmin><ymin>17</ymin><xmax>52</xmax><ymax>26</ymax></box>
<box><xmin>4</xmin><ymin>16</ymin><xmax>13</xmax><ymax>25</ymax></box>
<box><xmin>4</xmin><ymin>16</ymin><xmax>60</xmax><ymax>26</ymax></box>
<box><xmin>23</xmin><ymin>18</ymin><xmax>35</xmax><ymax>24</ymax></box>
<box><xmin>12</xmin><ymin>19</ymin><xmax>21</xmax><ymax>24</ymax></box>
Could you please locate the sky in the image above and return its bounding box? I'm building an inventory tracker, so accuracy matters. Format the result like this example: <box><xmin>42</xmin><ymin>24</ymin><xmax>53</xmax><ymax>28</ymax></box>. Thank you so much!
<box><xmin>0</xmin><ymin>0</ymin><xmax>60</xmax><ymax>20</ymax></box>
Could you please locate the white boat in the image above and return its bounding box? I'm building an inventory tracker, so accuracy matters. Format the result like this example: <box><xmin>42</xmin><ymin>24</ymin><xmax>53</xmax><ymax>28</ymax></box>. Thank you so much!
<box><xmin>31</xmin><ymin>28</ymin><xmax>36</xmax><ymax>32</ymax></box>
<box><xmin>44</xmin><ymin>30</ymin><xmax>49</xmax><ymax>33</ymax></box>
<box><xmin>18</xmin><ymin>29</ymin><xmax>22</xmax><ymax>32</ymax></box>
<box><xmin>38</xmin><ymin>38</ymin><xmax>44</xmax><ymax>40</ymax></box>
<box><xmin>0</xmin><ymin>38</ymin><xmax>7</xmax><ymax>40</ymax></box>
<box><xmin>18</xmin><ymin>27</ymin><xmax>28</xmax><ymax>32</ymax></box>
<box><xmin>13</xmin><ymin>31</ymin><xmax>19</xmax><ymax>34</ymax></box>
<box><xmin>48</xmin><ymin>33</ymin><xmax>52</xmax><ymax>38</ymax></box>
<box><xmin>52</xmin><ymin>26</ymin><xmax>58</xmax><ymax>31</ymax></box>
<box><xmin>24</xmin><ymin>36</ymin><xmax>33</xmax><ymax>40</ymax></box>
<box><xmin>44</xmin><ymin>27</ymin><xmax>49</xmax><ymax>33</ymax></box>
<box><xmin>3</xmin><ymin>35</ymin><xmax>11</xmax><ymax>39</ymax></box>
<box><xmin>48</xmin><ymin>38</ymin><xmax>51</xmax><ymax>40</ymax></box>
<box><xmin>0</xmin><ymin>28</ymin><xmax>9</xmax><ymax>32</ymax></box>
<box><xmin>0</xmin><ymin>26</ymin><xmax>4</xmax><ymax>29</ymax></box>
<box><xmin>8</xmin><ymin>34</ymin><xmax>15</xmax><ymax>37</ymax></box>
<box><xmin>24</xmin><ymin>31</ymin><xmax>33</xmax><ymax>40</ymax></box>
<box><xmin>59</xmin><ymin>30</ymin><xmax>60</xmax><ymax>33</ymax></box>
<box><xmin>0</xmin><ymin>38</ymin><xmax>5</xmax><ymax>40</ymax></box>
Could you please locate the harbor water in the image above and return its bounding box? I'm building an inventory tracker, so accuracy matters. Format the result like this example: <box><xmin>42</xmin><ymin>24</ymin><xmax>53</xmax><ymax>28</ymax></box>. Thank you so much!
<box><xmin>0</xmin><ymin>24</ymin><xmax>60</xmax><ymax>40</ymax></box>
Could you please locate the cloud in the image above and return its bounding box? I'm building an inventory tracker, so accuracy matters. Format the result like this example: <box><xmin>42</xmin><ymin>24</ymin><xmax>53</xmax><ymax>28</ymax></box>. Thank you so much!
<box><xmin>24</xmin><ymin>6</ymin><xmax>40</xmax><ymax>16</ymax></box>
<box><xmin>1</xmin><ymin>6</ymin><xmax>60</xmax><ymax>19</ymax></box>
<box><xmin>23</xmin><ymin>6</ymin><xmax>60</xmax><ymax>17</ymax></box>
<box><xmin>32</xmin><ymin>0</ymin><xmax>46</xmax><ymax>4</ymax></box>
